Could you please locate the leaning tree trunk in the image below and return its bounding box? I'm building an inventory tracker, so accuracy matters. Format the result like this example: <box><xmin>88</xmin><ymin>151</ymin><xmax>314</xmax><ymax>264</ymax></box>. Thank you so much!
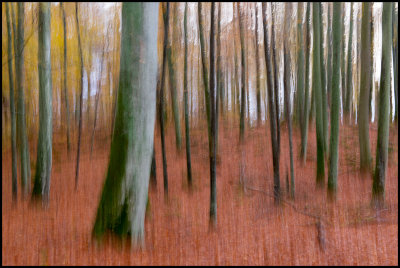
<box><xmin>313</xmin><ymin>3</ymin><xmax>325</xmax><ymax>187</ymax></box>
<box><xmin>358</xmin><ymin>2</ymin><xmax>372</xmax><ymax>174</ymax></box>
<box><xmin>74</xmin><ymin>2</ymin><xmax>84</xmax><ymax>190</ymax></box>
<box><xmin>32</xmin><ymin>2</ymin><xmax>52</xmax><ymax>204</ymax></box>
<box><xmin>283</xmin><ymin>3</ymin><xmax>295</xmax><ymax>199</ymax></box>
<box><xmin>344</xmin><ymin>3</ymin><xmax>354</xmax><ymax>122</ymax></box>
<box><xmin>183</xmin><ymin>2</ymin><xmax>192</xmax><ymax>187</ymax></box>
<box><xmin>61</xmin><ymin>2</ymin><xmax>71</xmax><ymax>153</ymax></box>
<box><xmin>327</xmin><ymin>2</ymin><xmax>342</xmax><ymax>200</ymax></box>
<box><xmin>372</xmin><ymin>3</ymin><xmax>392</xmax><ymax>208</ymax></box>
<box><xmin>92</xmin><ymin>2</ymin><xmax>159</xmax><ymax>246</ymax></box>
<box><xmin>16</xmin><ymin>3</ymin><xmax>31</xmax><ymax>197</ymax></box>
<box><xmin>262</xmin><ymin>3</ymin><xmax>280</xmax><ymax>204</ymax></box>
<box><xmin>301</xmin><ymin>2</ymin><xmax>311</xmax><ymax>165</ymax></box>
<box><xmin>6</xmin><ymin>2</ymin><xmax>18</xmax><ymax>202</ymax></box>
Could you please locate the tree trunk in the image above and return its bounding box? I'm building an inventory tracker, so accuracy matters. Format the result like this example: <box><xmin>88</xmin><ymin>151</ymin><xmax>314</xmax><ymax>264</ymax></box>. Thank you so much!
<box><xmin>358</xmin><ymin>2</ymin><xmax>372</xmax><ymax>174</ymax></box>
<box><xmin>215</xmin><ymin>2</ymin><xmax>222</xmax><ymax>155</ymax></box>
<box><xmin>61</xmin><ymin>2</ymin><xmax>71</xmax><ymax>153</ymax></box>
<box><xmin>301</xmin><ymin>3</ymin><xmax>311</xmax><ymax>164</ymax></box>
<box><xmin>32</xmin><ymin>2</ymin><xmax>52</xmax><ymax>204</ymax></box>
<box><xmin>255</xmin><ymin>4</ymin><xmax>261</xmax><ymax>126</ymax></box>
<box><xmin>327</xmin><ymin>3</ymin><xmax>333</xmax><ymax>109</ymax></box>
<box><xmin>392</xmin><ymin>3</ymin><xmax>398</xmax><ymax>123</ymax></box>
<box><xmin>16</xmin><ymin>3</ymin><xmax>31</xmax><ymax>197</ymax></box>
<box><xmin>75</xmin><ymin>2</ymin><xmax>84</xmax><ymax>190</ymax></box>
<box><xmin>198</xmin><ymin>3</ymin><xmax>212</xmax><ymax>148</ymax></box>
<box><xmin>341</xmin><ymin>3</ymin><xmax>346</xmax><ymax>119</ymax></box>
<box><xmin>372</xmin><ymin>3</ymin><xmax>392</xmax><ymax>208</ymax></box>
<box><xmin>166</xmin><ymin>3</ymin><xmax>182</xmax><ymax>151</ymax></box>
<box><xmin>238</xmin><ymin>3</ymin><xmax>246</xmax><ymax>143</ymax></box>
<box><xmin>209</xmin><ymin>2</ymin><xmax>217</xmax><ymax>228</ymax></box>
<box><xmin>313</xmin><ymin>3</ymin><xmax>325</xmax><ymax>187</ymax></box>
<box><xmin>296</xmin><ymin>3</ymin><xmax>305</xmax><ymax>132</ymax></box>
<box><xmin>319</xmin><ymin>3</ymin><xmax>328</xmax><ymax>155</ymax></box>
<box><xmin>327</xmin><ymin>2</ymin><xmax>342</xmax><ymax>200</ymax></box>
<box><xmin>262</xmin><ymin>3</ymin><xmax>280</xmax><ymax>204</ymax></box>
<box><xmin>183</xmin><ymin>2</ymin><xmax>192</xmax><ymax>187</ymax></box>
<box><xmin>6</xmin><ymin>2</ymin><xmax>18</xmax><ymax>202</ymax></box>
<box><xmin>92</xmin><ymin>2</ymin><xmax>159</xmax><ymax>246</ymax></box>
<box><xmin>271</xmin><ymin>3</ymin><xmax>280</xmax><ymax>157</ymax></box>
<box><xmin>160</xmin><ymin>3</ymin><xmax>170</xmax><ymax>196</ymax></box>
<box><xmin>344</xmin><ymin>3</ymin><xmax>354</xmax><ymax>122</ymax></box>
<box><xmin>283</xmin><ymin>3</ymin><xmax>295</xmax><ymax>199</ymax></box>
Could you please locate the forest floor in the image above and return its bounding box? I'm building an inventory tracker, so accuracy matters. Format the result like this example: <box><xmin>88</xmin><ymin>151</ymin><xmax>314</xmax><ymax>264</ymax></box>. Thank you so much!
<box><xmin>2</xmin><ymin>117</ymin><xmax>398</xmax><ymax>265</ymax></box>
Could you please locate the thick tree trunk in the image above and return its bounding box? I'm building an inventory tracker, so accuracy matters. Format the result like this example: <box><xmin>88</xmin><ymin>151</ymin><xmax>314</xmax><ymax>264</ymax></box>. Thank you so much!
<box><xmin>319</xmin><ymin>3</ymin><xmax>328</xmax><ymax>155</ymax></box>
<box><xmin>183</xmin><ymin>2</ymin><xmax>192</xmax><ymax>187</ymax></box>
<box><xmin>327</xmin><ymin>2</ymin><xmax>342</xmax><ymax>200</ymax></box>
<box><xmin>6</xmin><ymin>2</ymin><xmax>18</xmax><ymax>202</ymax></box>
<box><xmin>358</xmin><ymin>3</ymin><xmax>372</xmax><ymax>174</ymax></box>
<box><xmin>327</xmin><ymin>3</ymin><xmax>333</xmax><ymax>109</ymax></box>
<box><xmin>372</xmin><ymin>3</ymin><xmax>392</xmax><ymax>208</ymax></box>
<box><xmin>313</xmin><ymin>3</ymin><xmax>325</xmax><ymax>187</ymax></box>
<box><xmin>32</xmin><ymin>2</ymin><xmax>52</xmax><ymax>204</ymax></box>
<box><xmin>262</xmin><ymin>3</ymin><xmax>280</xmax><ymax>204</ymax></box>
<box><xmin>16</xmin><ymin>3</ymin><xmax>31</xmax><ymax>197</ymax></box>
<box><xmin>283</xmin><ymin>3</ymin><xmax>295</xmax><ymax>199</ymax></box>
<box><xmin>92</xmin><ymin>2</ymin><xmax>159</xmax><ymax>246</ymax></box>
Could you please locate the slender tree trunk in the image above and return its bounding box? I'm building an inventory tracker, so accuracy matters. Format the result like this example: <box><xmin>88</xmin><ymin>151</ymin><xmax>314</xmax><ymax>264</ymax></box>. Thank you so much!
<box><xmin>166</xmin><ymin>3</ymin><xmax>182</xmax><ymax>151</ymax></box>
<box><xmin>262</xmin><ymin>3</ymin><xmax>280</xmax><ymax>204</ymax></box>
<box><xmin>74</xmin><ymin>2</ymin><xmax>84</xmax><ymax>190</ymax></box>
<box><xmin>237</xmin><ymin>3</ymin><xmax>246</xmax><ymax>142</ymax></box>
<box><xmin>358</xmin><ymin>2</ymin><xmax>372</xmax><ymax>174</ymax></box>
<box><xmin>296</xmin><ymin>3</ymin><xmax>305</xmax><ymax>132</ymax></box>
<box><xmin>255</xmin><ymin>4</ymin><xmax>261</xmax><ymax>126</ymax></box>
<box><xmin>6</xmin><ymin>2</ymin><xmax>18</xmax><ymax>202</ymax></box>
<box><xmin>301</xmin><ymin>3</ymin><xmax>311</xmax><ymax>164</ymax></box>
<box><xmin>271</xmin><ymin>3</ymin><xmax>280</xmax><ymax>157</ymax></box>
<box><xmin>344</xmin><ymin>3</ymin><xmax>354</xmax><ymax>122</ymax></box>
<box><xmin>183</xmin><ymin>2</ymin><xmax>192</xmax><ymax>187</ymax></box>
<box><xmin>341</xmin><ymin>3</ymin><xmax>346</xmax><ymax>119</ymax></box>
<box><xmin>319</xmin><ymin>3</ymin><xmax>328</xmax><ymax>155</ymax></box>
<box><xmin>283</xmin><ymin>3</ymin><xmax>295</xmax><ymax>199</ymax></box>
<box><xmin>32</xmin><ymin>2</ymin><xmax>52</xmax><ymax>204</ymax></box>
<box><xmin>92</xmin><ymin>2</ymin><xmax>159</xmax><ymax>246</ymax></box>
<box><xmin>215</xmin><ymin>2</ymin><xmax>222</xmax><ymax>155</ymax></box>
<box><xmin>60</xmin><ymin>2</ymin><xmax>71</xmax><ymax>153</ymax></box>
<box><xmin>327</xmin><ymin>2</ymin><xmax>342</xmax><ymax>200</ymax></box>
<box><xmin>313</xmin><ymin>3</ymin><xmax>325</xmax><ymax>187</ymax></box>
<box><xmin>209</xmin><ymin>2</ymin><xmax>217</xmax><ymax>228</ymax></box>
<box><xmin>372</xmin><ymin>3</ymin><xmax>392</xmax><ymax>208</ymax></box>
<box><xmin>198</xmin><ymin>3</ymin><xmax>212</xmax><ymax>147</ymax></box>
<box><xmin>392</xmin><ymin>3</ymin><xmax>398</xmax><ymax>123</ymax></box>
<box><xmin>16</xmin><ymin>3</ymin><xmax>31</xmax><ymax>197</ymax></box>
<box><xmin>327</xmin><ymin>3</ymin><xmax>333</xmax><ymax>109</ymax></box>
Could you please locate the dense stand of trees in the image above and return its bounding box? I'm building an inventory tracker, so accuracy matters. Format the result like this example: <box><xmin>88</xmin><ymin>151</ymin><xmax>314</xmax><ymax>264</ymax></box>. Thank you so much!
<box><xmin>2</xmin><ymin>2</ymin><xmax>397</xmax><ymax>245</ymax></box>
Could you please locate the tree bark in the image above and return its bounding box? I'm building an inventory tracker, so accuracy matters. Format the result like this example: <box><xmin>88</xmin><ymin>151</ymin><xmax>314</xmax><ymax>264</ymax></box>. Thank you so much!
<box><xmin>32</xmin><ymin>2</ymin><xmax>52</xmax><ymax>205</ymax></box>
<box><xmin>238</xmin><ymin>3</ymin><xmax>246</xmax><ymax>143</ymax></box>
<box><xmin>327</xmin><ymin>2</ymin><xmax>342</xmax><ymax>200</ymax></box>
<box><xmin>372</xmin><ymin>3</ymin><xmax>392</xmax><ymax>208</ymax></box>
<box><xmin>344</xmin><ymin>3</ymin><xmax>354</xmax><ymax>122</ymax></box>
<box><xmin>92</xmin><ymin>2</ymin><xmax>159</xmax><ymax>246</ymax></box>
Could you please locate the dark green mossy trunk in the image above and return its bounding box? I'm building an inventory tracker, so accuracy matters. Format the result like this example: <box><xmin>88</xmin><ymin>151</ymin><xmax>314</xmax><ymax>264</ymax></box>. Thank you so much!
<box><xmin>344</xmin><ymin>3</ymin><xmax>354</xmax><ymax>122</ymax></box>
<box><xmin>92</xmin><ymin>3</ymin><xmax>159</xmax><ymax>246</ymax></box>
<box><xmin>319</xmin><ymin>3</ymin><xmax>328</xmax><ymax>154</ymax></box>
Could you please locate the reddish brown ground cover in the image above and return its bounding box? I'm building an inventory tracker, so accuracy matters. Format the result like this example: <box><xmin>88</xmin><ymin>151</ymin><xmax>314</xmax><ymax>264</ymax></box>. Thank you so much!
<box><xmin>2</xmin><ymin>119</ymin><xmax>398</xmax><ymax>265</ymax></box>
